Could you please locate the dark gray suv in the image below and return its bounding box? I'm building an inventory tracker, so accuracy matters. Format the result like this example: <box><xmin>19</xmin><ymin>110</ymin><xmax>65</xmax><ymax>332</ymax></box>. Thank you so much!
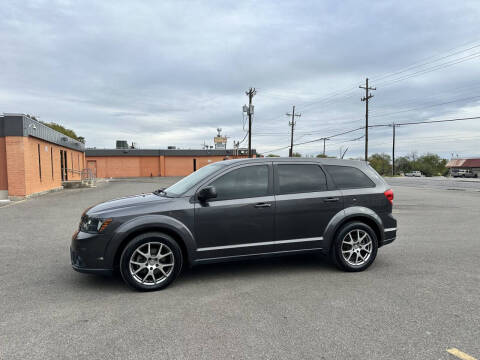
<box><xmin>71</xmin><ymin>158</ymin><xmax>397</xmax><ymax>291</ymax></box>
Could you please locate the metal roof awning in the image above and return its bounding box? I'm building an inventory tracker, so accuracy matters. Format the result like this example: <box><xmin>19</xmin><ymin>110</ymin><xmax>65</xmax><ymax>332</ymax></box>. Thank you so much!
<box><xmin>446</xmin><ymin>158</ymin><xmax>480</xmax><ymax>168</ymax></box>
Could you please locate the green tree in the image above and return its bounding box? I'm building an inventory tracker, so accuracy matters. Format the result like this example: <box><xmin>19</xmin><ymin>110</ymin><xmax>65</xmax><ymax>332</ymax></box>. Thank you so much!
<box><xmin>292</xmin><ymin>152</ymin><xmax>302</xmax><ymax>157</ymax></box>
<box><xmin>369</xmin><ymin>153</ymin><xmax>392</xmax><ymax>176</ymax></box>
<box><xmin>266</xmin><ymin>154</ymin><xmax>280</xmax><ymax>157</ymax></box>
<box><xmin>415</xmin><ymin>153</ymin><xmax>447</xmax><ymax>177</ymax></box>
<box><xmin>40</xmin><ymin>121</ymin><xmax>84</xmax><ymax>143</ymax></box>
<box><xmin>395</xmin><ymin>156</ymin><xmax>412</xmax><ymax>175</ymax></box>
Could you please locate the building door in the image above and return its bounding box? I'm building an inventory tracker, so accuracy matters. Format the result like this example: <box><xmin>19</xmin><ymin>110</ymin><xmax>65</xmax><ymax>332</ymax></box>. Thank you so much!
<box><xmin>193</xmin><ymin>158</ymin><xmax>197</xmax><ymax>172</ymax></box>
<box><xmin>64</xmin><ymin>151</ymin><xmax>68</xmax><ymax>181</ymax></box>
<box><xmin>60</xmin><ymin>150</ymin><xmax>64</xmax><ymax>181</ymax></box>
<box><xmin>87</xmin><ymin>160</ymin><xmax>97</xmax><ymax>178</ymax></box>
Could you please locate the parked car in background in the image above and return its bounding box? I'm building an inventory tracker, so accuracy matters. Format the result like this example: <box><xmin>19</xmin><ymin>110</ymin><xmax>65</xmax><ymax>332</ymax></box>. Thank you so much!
<box><xmin>452</xmin><ymin>169</ymin><xmax>478</xmax><ymax>178</ymax></box>
<box><xmin>71</xmin><ymin>158</ymin><xmax>397</xmax><ymax>291</ymax></box>
<box><xmin>405</xmin><ymin>170</ymin><xmax>423</xmax><ymax>177</ymax></box>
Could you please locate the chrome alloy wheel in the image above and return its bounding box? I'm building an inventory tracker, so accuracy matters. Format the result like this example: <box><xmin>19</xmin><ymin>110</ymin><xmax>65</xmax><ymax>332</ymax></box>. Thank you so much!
<box><xmin>129</xmin><ymin>242</ymin><xmax>174</xmax><ymax>285</ymax></box>
<box><xmin>341</xmin><ymin>229</ymin><xmax>373</xmax><ymax>266</ymax></box>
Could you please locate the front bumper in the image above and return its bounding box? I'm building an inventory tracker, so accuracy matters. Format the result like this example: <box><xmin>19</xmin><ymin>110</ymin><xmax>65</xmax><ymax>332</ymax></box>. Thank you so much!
<box><xmin>70</xmin><ymin>230</ymin><xmax>113</xmax><ymax>276</ymax></box>
<box><xmin>71</xmin><ymin>261</ymin><xmax>113</xmax><ymax>276</ymax></box>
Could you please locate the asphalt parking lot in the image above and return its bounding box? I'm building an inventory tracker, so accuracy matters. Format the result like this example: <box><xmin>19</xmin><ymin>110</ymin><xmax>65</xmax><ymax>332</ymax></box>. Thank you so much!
<box><xmin>385</xmin><ymin>176</ymin><xmax>480</xmax><ymax>191</ymax></box>
<box><xmin>0</xmin><ymin>177</ymin><xmax>479</xmax><ymax>360</ymax></box>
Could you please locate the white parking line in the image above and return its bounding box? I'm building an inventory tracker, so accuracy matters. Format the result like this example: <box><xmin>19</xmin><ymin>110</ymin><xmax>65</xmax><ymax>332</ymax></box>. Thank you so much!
<box><xmin>447</xmin><ymin>348</ymin><xmax>477</xmax><ymax>360</ymax></box>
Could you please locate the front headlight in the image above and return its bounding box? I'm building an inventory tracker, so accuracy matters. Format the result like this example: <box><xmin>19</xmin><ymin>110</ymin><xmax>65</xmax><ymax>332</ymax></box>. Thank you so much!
<box><xmin>79</xmin><ymin>216</ymin><xmax>112</xmax><ymax>233</ymax></box>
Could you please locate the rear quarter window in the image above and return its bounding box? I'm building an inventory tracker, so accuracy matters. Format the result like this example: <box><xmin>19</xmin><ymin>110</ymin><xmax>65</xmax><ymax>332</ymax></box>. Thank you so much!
<box><xmin>325</xmin><ymin>165</ymin><xmax>375</xmax><ymax>189</ymax></box>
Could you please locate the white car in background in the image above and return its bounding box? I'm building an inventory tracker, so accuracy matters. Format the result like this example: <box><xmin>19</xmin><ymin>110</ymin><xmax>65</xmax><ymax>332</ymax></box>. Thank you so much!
<box><xmin>452</xmin><ymin>169</ymin><xmax>478</xmax><ymax>178</ymax></box>
<box><xmin>405</xmin><ymin>170</ymin><xmax>423</xmax><ymax>177</ymax></box>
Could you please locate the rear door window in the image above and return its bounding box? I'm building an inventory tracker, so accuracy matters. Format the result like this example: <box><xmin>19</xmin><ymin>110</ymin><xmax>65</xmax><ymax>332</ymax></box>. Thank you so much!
<box><xmin>276</xmin><ymin>164</ymin><xmax>327</xmax><ymax>194</ymax></box>
<box><xmin>325</xmin><ymin>165</ymin><xmax>375</xmax><ymax>189</ymax></box>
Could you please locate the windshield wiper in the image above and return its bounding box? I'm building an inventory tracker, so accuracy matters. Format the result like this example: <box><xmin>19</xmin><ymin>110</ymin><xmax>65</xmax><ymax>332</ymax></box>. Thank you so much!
<box><xmin>153</xmin><ymin>188</ymin><xmax>167</xmax><ymax>196</ymax></box>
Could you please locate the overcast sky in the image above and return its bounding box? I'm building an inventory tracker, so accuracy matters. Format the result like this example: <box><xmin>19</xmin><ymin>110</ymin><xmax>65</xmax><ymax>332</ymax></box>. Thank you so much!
<box><xmin>1</xmin><ymin>0</ymin><xmax>480</xmax><ymax>158</ymax></box>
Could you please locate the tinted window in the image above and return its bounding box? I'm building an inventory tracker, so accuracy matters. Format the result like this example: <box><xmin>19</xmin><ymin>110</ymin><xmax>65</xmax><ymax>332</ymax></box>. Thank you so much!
<box><xmin>277</xmin><ymin>164</ymin><xmax>327</xmax><ymax>194</ymax></box>
<box><xmin>325</xmin><ymin>165</ymin><xmax>375</xmax><ymax>189</ymax></box>
<box><xmin>210</xmin><ymin>165</ymin><xmax>269</xmax><ymax>200</ymax></box>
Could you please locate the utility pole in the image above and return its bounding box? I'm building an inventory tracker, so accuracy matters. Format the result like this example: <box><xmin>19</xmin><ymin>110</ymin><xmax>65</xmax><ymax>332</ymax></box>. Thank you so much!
<box><xmin>245</xmin><ymin>88</ymin><xmax>256</xmax><ymax>158</ymax></box>
<box><xmin>392</xmin><ymin>123</ymin><xmax>396</xmax><ymax>176</ymax></box>
<box><xmin>322</xmin><ymin>138</ymin><xmax>330</xmax><ymax>156</ymax></box>
<box><xmin>286</xmin><ymin>105</ymin><xmax>301</xmax><ymax>157</ymax></box>
<box><xmin>359</xmin><ymin>78</ymin><xmax>376</xmax><ymax>161</ymax></box>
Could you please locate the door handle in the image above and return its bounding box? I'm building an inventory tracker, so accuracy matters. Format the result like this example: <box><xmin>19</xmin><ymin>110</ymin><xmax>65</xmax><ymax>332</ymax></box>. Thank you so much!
<box><xmin>254</xmin><ymin>202</ymin><xmax>272</xmax><ymax>208</ymax></box>
<box><xmin>324</xmin><ymin>197</ymin><xmax>340</xmax><ymax>203</ymax></box>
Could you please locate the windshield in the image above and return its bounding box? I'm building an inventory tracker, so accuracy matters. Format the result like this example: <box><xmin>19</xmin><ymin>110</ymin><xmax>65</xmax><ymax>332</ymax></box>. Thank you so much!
<box><xmin>164</xmin><ymin>163</ymin><xmax>224</xmax><ymax>196</ymax></box>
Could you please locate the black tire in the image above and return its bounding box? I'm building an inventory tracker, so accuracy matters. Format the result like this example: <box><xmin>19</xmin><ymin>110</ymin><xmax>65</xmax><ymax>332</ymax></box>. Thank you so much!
<box><xmin>119</xmin><ymin>232</ymin><xmax>183</xmax><ymax>291</ymax></box>
<box><xmin>330</xmin><ymin>222</ymin><xmax>378</xmax><ymax>272</ymax></box>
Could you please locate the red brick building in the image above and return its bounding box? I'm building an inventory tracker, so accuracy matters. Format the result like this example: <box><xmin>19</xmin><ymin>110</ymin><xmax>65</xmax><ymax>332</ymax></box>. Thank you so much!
<box><xmin>85</xmin><ymin>148</ymin><xmax>254</xmax><ymax>178</ymax></box>
<box><xmin>1</xmin><ymin>113</ymin><xmax>255</xmax><ymax>199</ymax></box>
<box><xmin>0</xmin><ymin>114</ymin><xmax>85</xmax><ymax>199</ymax></box>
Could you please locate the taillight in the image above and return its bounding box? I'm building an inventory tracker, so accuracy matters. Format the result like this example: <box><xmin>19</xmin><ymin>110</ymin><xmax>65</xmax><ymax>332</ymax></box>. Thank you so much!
<box><xmin>384</xmin><ymin>189</ymin><xmax>394</xmax><ymax>204</ymax></box>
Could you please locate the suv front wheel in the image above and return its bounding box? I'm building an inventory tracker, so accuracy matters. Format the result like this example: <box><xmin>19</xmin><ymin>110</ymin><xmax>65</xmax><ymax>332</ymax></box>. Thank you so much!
<box><xmin>331</xmin><ymin>222</ymin><xmax>378</xmax><ymax>272</ymax></box>
<box><xmin>119</xmin><ymin>232</ymin><xmax>183</xmax><ymax>291</ymax></box>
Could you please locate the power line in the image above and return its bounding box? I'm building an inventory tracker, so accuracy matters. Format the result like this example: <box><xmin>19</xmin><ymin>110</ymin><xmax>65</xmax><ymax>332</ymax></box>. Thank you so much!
<box><xmin>261</xmin><ymin>126</ymin><xmax>366</xmax><ymax>154</ymax></box>
<box><xmin>288</xmin><ymin>49</ymin><xmax>480</xmax><ymax>118</ymax></box>
<box><xmin>371</xmin><ymin>115</ymin><xmax>480</xmax><ymax>127</ymax></box>
<box><xmin>300</xmin><ymin>87</ymin><xmax>358</xmax><ymax>111</ymax></box>
<box><xmin>260</xmin><ymin>145</ymin><xmax>292</xmax><ymax>155</ymax></box>
<box><xmin>371</xmin><ymin>134</ymin><xmax>480</xmax><ymax>147</ymax></box>
<box><xmin>260</xmin><ymin>91</ymin><xmax>480</xmax><ymax>137</ymax></box>
<box><xmin>370</xmin><ymin>95</ymin><xmax>480</xmax><ymax>118</ymax></box>
<box><xmin>256</xmin><ymin>116</ymin><xmax>364</xmax><ymax>135</ymax></box>
<box><xmin>371</xmin><ymin>41</ymin><xmax>480</xmax><ymax>82</ymax></box>
<box><xmin>302</xmin><ymin>45</ymin><xmax>480</xmax><ymax>110</ymax></box>
<box><xmin>372</xmin><ymin>82</ymin><xmax>480</xmax><ymax>111</ymax></box>
<box><xmin>237</xmin><ymin>129</ymin><xmax>249</xmax><ymax>145</ymax></box>
<box><xmin>376</xmin><ymin>52</ymin><xmax>480</xmax><ymax>87</ymax></box>
<box><xmin>259</xmin><ymin>39</ymin><xmax>480</xmax><ymax>119</ymax></box>
<box><xmin>260</xmin><ymin>116</ymin><xmax>480</xmax><ymax>154</ymax></box>
<box><xmin>256</xmin><ymin>41</ymin><xmax>480</xmax><ymax>155</ymax></box>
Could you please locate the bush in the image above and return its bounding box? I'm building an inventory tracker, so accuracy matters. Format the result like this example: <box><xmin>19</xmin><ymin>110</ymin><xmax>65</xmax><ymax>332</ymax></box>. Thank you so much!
<box><xmin>369</xmin><ymin>152</ymin><xmax>447</xmax><ymax>177</ymax></box>
<box><xmin>369</xmin><ymin>153</ymin><xmax>392</xmax><ymax>176</ymax></box>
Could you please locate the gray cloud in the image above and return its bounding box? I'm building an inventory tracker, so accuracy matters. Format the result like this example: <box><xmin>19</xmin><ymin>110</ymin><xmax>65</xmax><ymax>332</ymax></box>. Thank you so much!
<box><xmin>1</xmin><ymin>0</ymin><xmax>480</xmax><ymax>158</ymax></box>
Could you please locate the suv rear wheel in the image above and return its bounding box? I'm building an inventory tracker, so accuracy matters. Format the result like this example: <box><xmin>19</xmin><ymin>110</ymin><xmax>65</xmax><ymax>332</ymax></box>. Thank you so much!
<box><xmin>331</xmin><ymin>222</ymin><xmax>378</xmax><ymax>272</ymax></box>
<box><xmin>119</xmin><ymin>232</ymin><xmax>183</xmax><ymax>291</ymax></box>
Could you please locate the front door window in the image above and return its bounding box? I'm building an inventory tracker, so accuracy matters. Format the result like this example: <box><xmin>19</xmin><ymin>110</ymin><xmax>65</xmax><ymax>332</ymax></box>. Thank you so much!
<box><xmin>209</xmin><ymin>165</ymin><xmax>269</xmax><ymax>200</ymax></box>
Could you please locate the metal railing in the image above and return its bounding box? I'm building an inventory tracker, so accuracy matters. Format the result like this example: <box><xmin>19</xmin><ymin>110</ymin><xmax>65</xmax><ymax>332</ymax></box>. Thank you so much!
<box><xmin>62</xmin><ymin>168</ymin><xmax>96</xmax><ymax>185</ymax></box>
<box><xmin>81</xmin><ymin>168</ymin><xmax>96</xmax><ymax>182</ymax></box>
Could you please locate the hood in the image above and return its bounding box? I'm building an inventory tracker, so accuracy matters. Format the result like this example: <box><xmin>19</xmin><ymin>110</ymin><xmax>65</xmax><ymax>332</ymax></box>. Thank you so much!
<box><xmin>87</xmin><ymin>193</ymin><xmax>171</xmax><ymax>215</ymax></box>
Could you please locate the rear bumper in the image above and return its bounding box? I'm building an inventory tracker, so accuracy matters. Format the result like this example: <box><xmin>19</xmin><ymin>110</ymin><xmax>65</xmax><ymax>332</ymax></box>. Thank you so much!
<box><xmin>380</xmin><ymin>227</ymin><xmax>397</xmax><ymax>247</ymax></box>
<box><xmin>381</xmin><ymin>236</ymin><xmax>396</xmax><ymax>246</ymax></box>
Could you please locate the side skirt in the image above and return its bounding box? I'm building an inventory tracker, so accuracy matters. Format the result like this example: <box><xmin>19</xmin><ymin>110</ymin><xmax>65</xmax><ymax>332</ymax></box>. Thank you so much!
<box><xmin>193</xmin><ymin>247</ymin><xmax>324</xmax><ymax>265</ymax></box>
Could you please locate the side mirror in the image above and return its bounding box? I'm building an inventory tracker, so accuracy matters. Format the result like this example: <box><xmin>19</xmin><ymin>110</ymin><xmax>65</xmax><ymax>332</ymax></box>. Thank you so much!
<box><xmin>197</xmin><ymin>186</ymin><xmax>217</xmax><ymax>201</ymax></box>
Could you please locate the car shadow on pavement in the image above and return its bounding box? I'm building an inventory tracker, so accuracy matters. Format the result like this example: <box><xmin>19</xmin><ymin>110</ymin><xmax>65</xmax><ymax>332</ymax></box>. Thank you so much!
<box><xmin>69</xmin><ymin>253</ymin><xmax>336</xmax><ymax>292</ymax></box>
<box><xmin>70</xmin><ymin>271</ymin><xmax>128</xmax><ymax>292</ymax></box>
<box><xmin>178</xmin><ymin>253</ymin><xmax>336</xmax><ymax>285</ymax></box>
